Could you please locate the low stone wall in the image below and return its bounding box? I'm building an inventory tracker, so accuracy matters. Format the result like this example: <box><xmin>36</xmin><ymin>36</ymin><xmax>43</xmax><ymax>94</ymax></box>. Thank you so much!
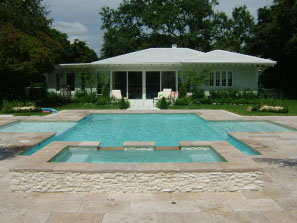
<box><xmin>11</xmin><ymin>170</ymin><xmax>263</xmax><ymax>193</ymax></box>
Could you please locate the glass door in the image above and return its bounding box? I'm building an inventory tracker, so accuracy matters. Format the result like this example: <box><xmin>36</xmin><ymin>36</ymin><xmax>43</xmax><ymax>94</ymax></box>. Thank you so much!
<box><xmin>146</xmin><ymin>72</ymin><xmax>160</xmax><ymax>99</ymax></box>
<box><xmin>112</xmin><ymin>72</ymin><xmax>127</xmax><ymax>98</ymax></box>
<box><xmin>128</xmin><ymin>72</ymin><xmax>142</xmax><ymax>99</ymax></box>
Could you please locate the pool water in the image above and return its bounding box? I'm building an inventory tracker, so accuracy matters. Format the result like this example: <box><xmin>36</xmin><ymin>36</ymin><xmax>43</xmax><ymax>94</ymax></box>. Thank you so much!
<box><xmin>0</xmin><ymin>114</ymin><xmax>293</xmax><ymax>155</ymax></box>
<box><xmin>50</xmin><ymin>147</ymin><xmax>226</xmax><ymax>163</ymax></box>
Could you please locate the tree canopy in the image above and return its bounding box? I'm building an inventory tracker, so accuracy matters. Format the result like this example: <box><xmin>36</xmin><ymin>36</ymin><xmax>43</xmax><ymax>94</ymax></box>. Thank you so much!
<box><xmin>100</xmin><ymin>0</ymin><xmax>219</xmax><ymax>58</ymax></box>
<box><xmin>251</xmin><ymin>0</ymin><xmax>297</xmax><ymax>98</ymax></box>
<box><xmin>99</xmin><ymin>0</ymin><xmax>255</xmax><ymax>58</ymax></box>
<box><xmin>0</xmin><ymin>0</ymin><xmax>98</xmax><ymax>100</ymax></box>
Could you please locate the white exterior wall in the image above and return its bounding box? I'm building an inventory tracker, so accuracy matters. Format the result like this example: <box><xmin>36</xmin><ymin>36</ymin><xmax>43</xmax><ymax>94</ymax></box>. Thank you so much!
<box><xmin>45</xmin><ymin>64</ymin><xmax>259</xmax><ymax>95</ymax></box>
<box><xmin>198</xmin><ymin>65</ymin><xmax>258</xmax><ymax>91</ymax></box>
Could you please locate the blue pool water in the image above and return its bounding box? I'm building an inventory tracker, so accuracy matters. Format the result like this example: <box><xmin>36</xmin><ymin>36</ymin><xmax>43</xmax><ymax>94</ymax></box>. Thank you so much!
<box><xmin>50</xmin><ymin>147</ymin><xmax>226</xmax><ymax>163</ymax></box>
<box><xmin>0</xmin><ymin>114</ymin><xmax>293</xmax><ymax>155</ymax></box>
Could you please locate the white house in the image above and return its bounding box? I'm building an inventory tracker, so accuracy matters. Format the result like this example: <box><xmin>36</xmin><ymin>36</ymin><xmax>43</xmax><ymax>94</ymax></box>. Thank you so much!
<box><xmin>45</xmin><ymin>46</ymin><xmax>276</xmax><ymax>99</ymax></box>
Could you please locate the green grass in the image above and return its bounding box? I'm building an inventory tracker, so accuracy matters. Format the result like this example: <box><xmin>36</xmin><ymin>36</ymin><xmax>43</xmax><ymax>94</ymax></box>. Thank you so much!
<box><xmin>1</xmin><ymin>99</ymin><xmax>297</xmax><ymax>116</ymax></box>
<box><xmin>54</xmin><ymin>103</ymin><xmax>120</xmax><ymax>110</ymax></box>
<box><xmin>170</xmin><ymin>99</ymin><xmax>297</xmax><ymax>116</ymax></box>
<box><xmin>0</xmin><ymin>111</ymin><xmax>50</xmax><ymax>116</ymax></box>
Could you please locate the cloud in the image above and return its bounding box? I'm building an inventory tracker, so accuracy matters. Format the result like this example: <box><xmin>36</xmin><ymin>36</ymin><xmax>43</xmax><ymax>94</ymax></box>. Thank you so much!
<box><xmin>52</xmin><ymin>21</ymin><xmax>90</xmax><ymax>42</ymax></box>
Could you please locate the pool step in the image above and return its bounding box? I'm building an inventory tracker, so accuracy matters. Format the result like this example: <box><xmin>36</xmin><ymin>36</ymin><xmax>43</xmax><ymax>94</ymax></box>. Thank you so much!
<box><xmin>123</xmin><ymin>141</ymin><xmax>155</xmax><ymax>150</ymax></box>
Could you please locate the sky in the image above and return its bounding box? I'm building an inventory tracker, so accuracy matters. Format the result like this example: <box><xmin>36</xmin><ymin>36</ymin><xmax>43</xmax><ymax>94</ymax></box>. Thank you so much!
<box><xmin>44</xmin><ymin>0</ymin><xmax>274</xmax><ymax>57</ymax></box>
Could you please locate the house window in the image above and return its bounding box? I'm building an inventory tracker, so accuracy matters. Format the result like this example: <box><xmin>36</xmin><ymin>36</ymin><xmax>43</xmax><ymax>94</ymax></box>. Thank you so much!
<box><xmin>222</xmin><ymin>72</ymin><xmax>226</xmax><ymax>86</ymax></box>
<box><xmin>55</xmin><ymin>73</ymin><xmax>60</xmax><ymax>91</ymax></box>
<box><xmin>215</xmin><ymin>72</ymin><xmax>220</xmax><ymax>86</ymax></box>
<box><xmin>209</xmin><ymin>72</ymin><xmax>214</xmax><ymax>86</ymax></box>
<box><xmin>97</xmin><ymin>71</ymin><xmax>110</xmax><ymax>95</ymax></box>
<box><xmin>228</xmin><ymin>71</ymin><xmax>233</xmax><ymax>86</ymax></box>
<box><xmin>81</xmin><ymin>76</ymin><xmax>85</xmax><ymax>91</ymax></box>
<box><xmin>66</xmin><ymin>73</ymin><xmax>75</xmax><ymax>91</ymax></box>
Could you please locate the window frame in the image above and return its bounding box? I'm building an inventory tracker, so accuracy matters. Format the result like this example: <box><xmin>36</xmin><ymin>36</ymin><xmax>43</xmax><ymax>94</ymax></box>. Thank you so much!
<box><xmin>209</xmin><ymin>72</ymin><xmax>214</xmax><ymax>86</ymax></box>
<box><xmin>55</xmin><ymin>73</ymin><xmax>60</xmax><ymax>91</ymax></box>
<box><xmin>209</xmin><ymin>70</ymin><xmax>233</xmax><ymax>87</ymax></box>
<box><xmin>215</xmin><ymin>71</ymin><xmax>221</xmax><ymax>87</ymax></box>
<box><xmin>227</xmin><ymin>71</ymin><xmax>233</xmax><ymax>87</ymax></box>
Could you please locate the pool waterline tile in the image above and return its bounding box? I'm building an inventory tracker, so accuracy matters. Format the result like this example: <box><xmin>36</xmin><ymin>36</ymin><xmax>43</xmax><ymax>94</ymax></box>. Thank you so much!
<box><xmin>10</xmin><ymin>140</ymin><xmax>262</xmax><ymax>173</ymax></box>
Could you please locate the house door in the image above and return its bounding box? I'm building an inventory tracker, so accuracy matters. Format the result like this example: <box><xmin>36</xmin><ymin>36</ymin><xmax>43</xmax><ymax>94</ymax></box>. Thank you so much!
<box><xmin>66</xmin><ymin>73</ymin><xmax>75</xmax><ymax>91</ymax></box>
<box><xmin>146</xmin><ymin>72</ymin><xmax>160</xmax><ymax>99</ymax></box>
<box><xmin>128</xmin><ymin>72</ymin><xmax>142</xmax><ymax>99</ymax></box>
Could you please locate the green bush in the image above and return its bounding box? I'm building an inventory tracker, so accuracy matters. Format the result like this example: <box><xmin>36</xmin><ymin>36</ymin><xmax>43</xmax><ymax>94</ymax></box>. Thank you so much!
<box><xmin>193</xmin><ymin>89</ymin><xmax>205</xmax><ymax>99</ymax></box>
<box><xmin>73</xmin><ymin>90</ymin><xmax>97</xmax><ymax>103</ymax></box>
<box><xmin>179</xmin><ymin>83</ymin><xmax>187</xmax><ymax>98</ymax></box>
<box><xmin>119</xmin><ymin>97</ymin><xmax>130</xmax><ymax>109</ymax></box>
<box><xmin>44</xmin><ymin>92</ymin><xmax>67</xmax><ymax>106</ymax></box>
<box><xmin>1</xmin><ymin>100</ymin><xmax>14</xmax><ymax>113</ymax></box>
<box><xmin>174</xmin><ymin>97</ymin><xmax>191</xmax><ymax>106</ymax></box>
<box><xmin>1</xmin><ymin>100</ymin><xmax>38</xmax><ymax>113</ymax></box>
<box><xmin>242</xmin><ymin>90</ymin><xmax>257</xmax><ymax>99</ymax></box>
<box><xmin>227</xmin><ymin>89</ymin><xmax>239</xmax><ymax>99</ymax></box>
<box><xmin>198</xmin><ymin>97</ymin><xmax>212</xmax><ymax>104</ymax></box>
<box><xmin>157</xmin><ymin>97</ymin><xmax>168</xmax><ymax>109</ymax></box>
<box><xmin>102</xmin><ymin>86</ymin><xmax>110</xmax><ymax>98</ymax></box>
<box><xmin>259</xmin><ymin>97</ymin><xmax>276</xmax><ymax>106</ymax></box>
<box><xmin>27</xmin><ymin>83</ymin><xmax>47</xmax><ymax>104</ymax></box>
<box><xmin>95</xmin><ymin>96</ymin><xmax>110</xmax><ymax>105</ymax></box>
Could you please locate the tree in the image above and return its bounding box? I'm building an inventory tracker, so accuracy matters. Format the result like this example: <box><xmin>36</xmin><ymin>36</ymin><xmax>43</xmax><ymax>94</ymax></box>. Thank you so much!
<box><xmin>0</xmin><ymin>0</ymin><xmax>98</xmax><ymax>102</ymax></box>
<box><xmin>250</xmin><ymin>0</ymin><xmax>297</xmax><ymax>98</ymax></box>
<box><xmin>179</xmin><ymin>69</ymin><xmax>209</xmax><ymax>98</ymax></box>
<box><xmin>78</xmin><ymin>68</ymin><xmax>97</xmax><ymax>94</ymax></box>
<box><xmin>212</xmin><ymin>6</ymin><xmax>255</xmax><ymax>54</ymax></box>
<box><xmin>0</xmin><ymin>0</ymin><xmax>51</xmax><ymax>36</ymax></box>
<box><xmin>48</xmin><ymin>28</ymin><xmax>72</xmax><ymax>63</ymax></box>
<box><xmin>70</xmin><ymin>39</ymin><xmax>98</xmax><ymax>63</ymax></box>
<box><xmin>0</xmin><ymin>24</ymin><xmax>62</xmax><ymax>100</ymax></box>
<box><xmin>99</xmin><ymin>0</ymin><xmax>218</xmax><ymax>58</ymax></box>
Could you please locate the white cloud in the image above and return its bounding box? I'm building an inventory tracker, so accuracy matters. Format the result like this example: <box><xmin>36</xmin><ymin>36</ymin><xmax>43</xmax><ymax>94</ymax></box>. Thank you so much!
<box><xmin>52</xmin><ymin>21</ymin><xmax>90</xmax><ymax>42</ymax></box>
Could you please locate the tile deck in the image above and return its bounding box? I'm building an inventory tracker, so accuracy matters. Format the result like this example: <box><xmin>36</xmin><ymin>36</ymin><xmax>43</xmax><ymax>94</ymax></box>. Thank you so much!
<box><xmin>0</xmin><ymin>110</ymin><xmax>297</xmax><ymax>222</ymax></box>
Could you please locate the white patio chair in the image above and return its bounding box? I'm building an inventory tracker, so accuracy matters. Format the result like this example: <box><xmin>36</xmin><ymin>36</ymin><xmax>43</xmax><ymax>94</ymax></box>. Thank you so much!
<box><xmin>153</xmin><ymin>88</ymin><xmax>172</xmax><ymax>104</ymax></box>
<box><xmin>111</xmin><ymin>90</ymin><xmax>126</xmax><ymax>100</ymax></box>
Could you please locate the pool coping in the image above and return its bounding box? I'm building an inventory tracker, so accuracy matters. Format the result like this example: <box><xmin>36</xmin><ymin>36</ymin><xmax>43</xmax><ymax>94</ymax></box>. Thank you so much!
<box><xmin>10</xmin><ymin>141</ymin><xmax>262</xmax><ymax>173</ymax></box>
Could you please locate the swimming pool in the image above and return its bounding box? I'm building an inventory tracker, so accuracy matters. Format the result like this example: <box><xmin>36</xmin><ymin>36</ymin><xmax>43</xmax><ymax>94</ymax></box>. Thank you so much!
<box><xmin>0</xmin><ymin>114</ymin><xmax>293</xmax><ymax>155</ymax></box>
<box><xmin>50</xmin><ymin>146</ymin><xmax>226</xmax><ymax>163</ymax></box>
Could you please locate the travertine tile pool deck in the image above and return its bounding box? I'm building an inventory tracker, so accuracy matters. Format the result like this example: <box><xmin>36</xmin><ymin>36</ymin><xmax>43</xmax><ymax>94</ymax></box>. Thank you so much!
<box><xmin>0</xmin><ymin>110</ymin><xmax>297</xmax><ymax>222</ymax></box>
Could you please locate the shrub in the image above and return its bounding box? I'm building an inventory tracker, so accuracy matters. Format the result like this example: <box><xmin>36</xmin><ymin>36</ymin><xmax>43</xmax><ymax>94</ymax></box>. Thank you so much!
<box><xmin>157</xmin><ymin>97</ymin><xmax>168</xmax><ymax>109</ymax></box>
<box><xmin>102</xmin><ymin>86</ymin><xmax>110</xmax><ymax>98</ymax></box>
<box><xmin>95</xmin><ymin>96</ymin><xmax>110</xmax><ymax>105</ymax></box>
<box><xmin>259</xmin><ymin>97</ymin><xmax>276</xmax><ymax>106</ymax></box>
<box><xmin>198</xmin><ymin>97</ymin><xmax>212</xmax><ymax>104</ymax></box>
<box><xmin>119</xmin><ymin>97</ymin><xmax>130</xmax><ymax>109</ymax></box>
<box><xmin>1</xmin><ymin>100</ymin><xmax>14</xmax><ymax>113</ymax></box>
<box><xmin>44</xmin><ymin>92</ymin><xmax>67</xmax><ymax>106</ymax></box>
<box><xmin>227</xmin><ymin>89</ymin><xmax>239</xmax><ymax>99</ymax></box>
<box><xmin>193</xmin><ymin>89</ymin><xmax>205</xmax><ymax>99</ymax></box>
<box><xmin>174</xmin><ymin>97</ymin><xmax>191</xmax><ymax>106</ymax></box>
<box><xmin>1</xmin><ymin>100</ymin><xmax>38</xmax><ymax>113</ymax></box>
<box><xmin>242</xmin><ymin>90</ymin><xmax>257</xmax><ymax>99</ymax></box>
<box><xmin>179</xmin><ymin>83</ymin><xmax>187</xmax><ymax>98</ymax></box>
<box><xmin>73</xmin><ymin>90</ymin><xmax>96</xmax><ymax>103</ymax></box>
<box><xmin>27</xmin><ymin>83</ymin><xmax>47</xmax><ymax>104</ymax></box>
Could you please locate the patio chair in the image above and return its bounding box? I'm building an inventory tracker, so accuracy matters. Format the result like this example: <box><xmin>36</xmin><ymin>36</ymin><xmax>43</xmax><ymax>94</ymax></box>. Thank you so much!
<box><xmin>153</xmin><ymin>88</ymin><xmax>172</xmax><ymax>104</ymax></box>
<box><xmin>111</xmin><ymin>90</ymin><xmax>126</xmax><ymax>100</ymax></box>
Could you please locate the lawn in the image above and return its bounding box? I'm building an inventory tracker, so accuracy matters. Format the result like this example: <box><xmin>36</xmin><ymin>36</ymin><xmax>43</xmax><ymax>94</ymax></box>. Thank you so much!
<box><xmin>1</xmin><ymin>100</ymin><xmax>297</xmax><ymax>116</ymax></box>
<box><xmin>54</xmin><ymin>103</ymin><xmax>120</xmax><ymax>110</ymax></box>
<box><xmin>170</xmin><ymin>99</ymin><xmax>297</xmax><ymax>116</ymax></box>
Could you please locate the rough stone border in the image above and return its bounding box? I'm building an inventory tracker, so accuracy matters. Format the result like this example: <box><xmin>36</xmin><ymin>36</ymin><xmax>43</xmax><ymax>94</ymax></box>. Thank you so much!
<box><xmin>10</xmin><ymin>141</ymin><xmax>263</xmax><ymax>193</ymax></box>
